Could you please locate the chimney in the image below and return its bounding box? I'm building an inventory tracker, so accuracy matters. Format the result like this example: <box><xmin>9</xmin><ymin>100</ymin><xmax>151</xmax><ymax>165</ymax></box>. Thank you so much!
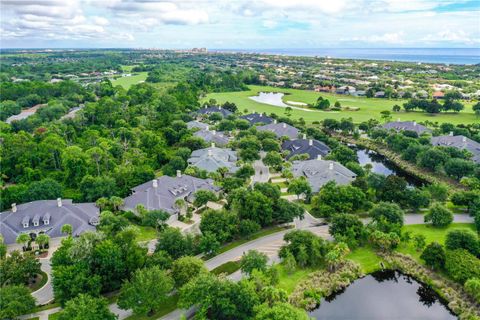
<box><xmin>329</xmin><ymin>162</ymin><xmax>334</xmax><ymax>170</ymax></box>
<box><xmin>303</xmin><ymin>133</ymin><xmax>307</xmax><ymax>139</ymax></box>
<box><xmin>152</xmin><ymin>179</ymin><xmax>158</xmax><ymax>188</ymax></box>
<box><xmin>413</xmin><ymin>121</ymin><xmax>417</xmax><ymax>126</ymax></box>
<box><xmin>309</xmin><ymin>139</ymin><xmax>313</xmax><ymax>146</ymax></box>
<box><xmin>218</xmin><ymin>106</ymin><xmax>222</xmax><ymax>110</ymax></box>
<box><xmin>211</xmin><ymin>142</ymin><xmax>215</xmax><ymax>148</ymax></box>
<box><xmin>206</xmin><ymin>125</ymin><xmax>209</xmax><ymax>131</ymax></box>
<box><xmin>282</xmin><ymin>123</ymin><xmax>286</xmax><ymax>128</ymax></box>
<box><xmin>462</xmin><ymin>136</ymin><xmax>467</xmax><ymax>143</ymax></box>
<box><xmin>57</xmin><ymin>198</ymin><xmax>62</xmax><ymax>207</ymax></box>
<box><xmin>208</xmin><ymin>149</ymin><xmax>213</xmax><ymax>157</ymax></box>
<box><xmin>11</xmin><ymin>203</ymin><xmax>17</xmax><ymax>213</ymax></box>
<box><xmin>397</xmin><ymin>118</ymin><xmax>401</xmax><ymax>122</ymax></box>
<box><xmin>317</xmin><ymin>155</ymin><xmax>322</xmax><ymax>160</ymax></box>
<box><xmin>449</xmin><ymin>131</ymin><xmax>454</xmax><ymax>136</ymax></box>
<box><xmin>274</xmin><ymin>119</ymin><xmax>277</xmax><ymax>124</ymax></box>
<box><xmin>176</xmin><ymin>170</ymin><xmax>182</xmax><ymax>178</ymax></box>
<box><xmin>212</xmin><ymin>130</ymin><xmax>216</xmax><ymax>135</ymax></box>
<box><xmin>259</xmin><ymin>113</ymin><xmax>263</xmax><ymax>117</ymax></box>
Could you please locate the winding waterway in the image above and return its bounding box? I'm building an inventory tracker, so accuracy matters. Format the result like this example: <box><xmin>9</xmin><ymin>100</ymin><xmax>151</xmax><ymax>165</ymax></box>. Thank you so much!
<box><xmin>309</xmin><ymin>270</ymin><xmax>455</xmax><ymax>320</ymax></box>
<box><xmin>354</xmin><ymin>147</ymin><xmax>424</xmax><ymax>187</ymax></box>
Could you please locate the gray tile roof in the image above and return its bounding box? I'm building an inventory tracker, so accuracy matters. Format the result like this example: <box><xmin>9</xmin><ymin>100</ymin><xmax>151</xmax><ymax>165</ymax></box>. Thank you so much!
<box><xmin>282</xmin><ymin>139</ymin><xmax>331</xmax><ymax>160</ymax></box>
<box><xmin>194</xmin><ymin>129</ymin><xmax>230</xmax><ymax>147</ymax></box>
<box><xmin>383</xmin><ymin>121</ymin><xmax>431</xmax><ymax>135</ymax></box>
<box><xmin>187</xmin><ymin>121</ymin><xmax>208</xmax><ymax>130</ymax></box>
<box><xmin>123</xmin><ymin>174</ymin><xmax>220</xmax><ymax>214</ymax></box>
<box><xmin>256</xmin><ymin>122</ymin><xmax>300</xmax><ymax>140</ymax></box>
<box><xmin>431</xmin><ymin>135</ymin><xmax>480</xmax><ymax>164</ymax></box>
<box><xmin>240</xmin><ymin>113</ymin><xmax>274</xmax><ymax>125</ymax></box>
<box><xmin>188</xmin><ymin>145</ymin><xmax>239</xmax><ymax>173</ymax></box>
<box><xmin>0</xmin><ymin>199</ymin><xmax>99</xmax><ymax>244</ymax></box>
<box><xmin>291</xmin><ymin>159</ymin><xmax>357</xmax><ymax>193</ymax></box>
<box><xmin>194</xmin><ymin>106</ymin><xmax>233</xmax><ymax>118</ymax></box>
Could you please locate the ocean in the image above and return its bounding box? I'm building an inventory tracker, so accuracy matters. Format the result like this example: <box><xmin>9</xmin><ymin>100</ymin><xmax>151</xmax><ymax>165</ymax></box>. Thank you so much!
<box><xmin>214</xmin><ymin>48</ymin><xmax>480</xmax><ymax>65</ymax></box>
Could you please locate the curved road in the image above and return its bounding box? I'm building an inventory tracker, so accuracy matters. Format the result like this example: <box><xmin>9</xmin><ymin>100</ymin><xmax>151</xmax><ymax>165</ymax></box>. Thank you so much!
<box><xmin>24</xmin><ymin>213</ymin><xmax>474</xmax><ymax>319</ymax></box>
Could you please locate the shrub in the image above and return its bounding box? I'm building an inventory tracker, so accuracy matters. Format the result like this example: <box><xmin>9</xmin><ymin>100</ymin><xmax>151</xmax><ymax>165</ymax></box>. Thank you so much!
<box><xmin>464</xmin><ymin>278</ymin><xmax>480</xmax><ymax>302</ymax></box>
<box><xmin>445</xmin><ymin>229</ymin><xmax>480</xmax><ymax>258</ymax></box>
<box><xmin>445</xmin><ymin>249</ymin><xmax>480</xmax><ymax>284</ymax></box>
<box><xmin>424</xmin><ymin>203</ymin><xmax>453</xmax><ymax>227</ymax></box>
<box><xmin>420</xmin><ymin>242</ymin><xmax>446</xmax><ymax>270</ymax></box>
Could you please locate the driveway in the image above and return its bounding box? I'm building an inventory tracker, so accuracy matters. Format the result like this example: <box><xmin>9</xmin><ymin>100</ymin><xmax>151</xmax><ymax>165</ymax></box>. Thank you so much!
<box><xmin>251</xmin><ymin>159</ymin><xmax>270</xmax><ymax>183</ymax></box>
<box><xmin>32</xmin><ymin>258</ymin><xmax>54</xmax><ymax>305</ymax></box>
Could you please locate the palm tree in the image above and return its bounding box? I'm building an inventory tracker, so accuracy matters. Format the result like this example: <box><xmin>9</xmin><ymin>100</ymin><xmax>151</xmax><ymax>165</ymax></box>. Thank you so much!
<box><xmin>96</xmin><ymin>197</ymin><xmax>110</xmax><ymax>211</ymax></box>
<box><xmin>16</xmin><ymin>233</ymin><xmax>30</xmax><ymax>250</ymax></box>
<box><xmin>61</xmin><ymin>224</ymin><xmax>73</xmax><ymax>236</ymax></box>
<box><xmin>110</xmin><ymin>196</ymin><xmax>124</xmax><ymax>212</ymax></box>
<box><xmin>36</xmin><ymin>234</ymin><xmax>50</xmax><ymax>250</ymax></box>
<box><xmin>175</xmin><ymin>198</ymin><xmax>186</xmax><ymax>219</ymax></box>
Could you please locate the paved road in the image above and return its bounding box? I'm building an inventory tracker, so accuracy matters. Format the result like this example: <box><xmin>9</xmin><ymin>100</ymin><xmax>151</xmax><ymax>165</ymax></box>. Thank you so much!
<box><xmin>25</xmin><ymin>213</ymin><xmax>474</xmax><ymax>320</ymax></box>
<box><xmin>404</xmin><ymin>213</ymin><xmax>473</xmax><ymax>225</ymax></box>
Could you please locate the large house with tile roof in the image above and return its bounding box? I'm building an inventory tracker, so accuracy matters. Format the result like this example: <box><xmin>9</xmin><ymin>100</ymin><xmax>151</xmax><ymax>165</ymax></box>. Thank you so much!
<box><xmin>0</xmin><ymin>199</ymin><xmax>99</xmax><ymax>245</ymax></box>
<box><xmin>256</xmin><ymin>121</ymin><xmax>300</xmax><ymax>140</ymax></box>
<box><xmin>431</xmin><ymin>134</ymin><xmax>480</xmax><ymax>164</ymax></box>
<box><xmin>282</xmin><ymin>137</ymin><xmax>331</xmax><ymax>160</ymax></box>
<box><xmin>291</xmin><ymin>159</ymin><xmax>357</xmax><ymax>193</ymax></box>
<box><xmin>123</xmin><ymin>171</ymin><xmax>220</xmax><ymax>220</ymax></box>
<box><xmin>188</xmin><ymin>144</ymin><xmax>239</xmax><ymax>174</ymax></box>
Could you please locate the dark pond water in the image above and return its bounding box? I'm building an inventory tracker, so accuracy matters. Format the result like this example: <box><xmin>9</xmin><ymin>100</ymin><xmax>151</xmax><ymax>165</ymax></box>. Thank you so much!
<box><xmin>354</xmin><ymin>147</ymin><xmax>424</xmax><ymax>187</ymax></box>
<box><xmin>309</xmin><ymin>270</ymin><xmax>456</xmax><ymax>320</ymax></box>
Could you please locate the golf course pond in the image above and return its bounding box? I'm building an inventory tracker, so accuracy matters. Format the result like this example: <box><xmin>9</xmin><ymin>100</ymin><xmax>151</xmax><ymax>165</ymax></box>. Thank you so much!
<box><xmin>309</xmin><ymin>270</ymin><xmax>456</xmax><ymax>320</ymax></box>
<box><xmin>249</xmin><ymin>92</ymin><xmax>314</xmax><ymax>111</ymax></box>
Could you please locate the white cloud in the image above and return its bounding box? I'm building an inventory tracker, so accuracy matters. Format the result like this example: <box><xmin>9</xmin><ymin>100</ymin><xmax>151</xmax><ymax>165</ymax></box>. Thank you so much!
<box><xmin>345</xmin><ymin>32</ymin><xmax>406</xmax><ymax>44</ymax></box>
<box><xmin>92</xmin><ymin>16</ymin><xmax>110</xmax><ymax>26</ymax></box>
<box><xmin>422</xmin><ymin>30</ymin><xmax>479</xmax><ymax>44</ymax></box>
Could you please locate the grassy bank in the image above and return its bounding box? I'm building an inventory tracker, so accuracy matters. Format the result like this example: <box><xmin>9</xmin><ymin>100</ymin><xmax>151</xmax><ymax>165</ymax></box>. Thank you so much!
<box><xmin>204</xmin><ymin>85</ymin><xmax>477</xmax><ymax>124</ymax></box>
<box><xmin>398</xmin><ymin>223</ymin><xmax>476</xmax><ymax>260</ymax></box>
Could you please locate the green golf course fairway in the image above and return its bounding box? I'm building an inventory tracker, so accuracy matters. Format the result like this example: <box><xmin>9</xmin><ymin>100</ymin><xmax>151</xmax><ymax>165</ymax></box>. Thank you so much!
<box><xmin>111</xmin><ymin>72</ymin><xmax>148</xmax><ymax>89</ymax></box>
<box><xmin>204</xmin><ymin>85</ymin><xmax>478</xmax><ymax>124</ymax></box>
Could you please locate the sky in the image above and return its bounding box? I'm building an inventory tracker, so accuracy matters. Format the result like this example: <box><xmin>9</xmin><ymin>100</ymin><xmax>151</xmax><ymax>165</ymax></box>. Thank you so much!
<box><xmin>1</xmin><ymin>0</ymin><xmax>479</xmax><ymax>49</ymax></box>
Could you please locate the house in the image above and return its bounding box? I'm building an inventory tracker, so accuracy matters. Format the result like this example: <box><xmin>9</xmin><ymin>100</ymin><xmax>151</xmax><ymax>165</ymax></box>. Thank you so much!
<box><xmin>432</xmin><ymin>91</ymin><xmax>445</xmax><ymax>99</ymax></box>
<box><xmin>193</xmin><ymin>106</ymin><xmax>233</xmax><ymax>118</ymax></box>
<box><xmin>240</xmin><ymin>113</ymin><xmax>274</xmax><ymax>125</ymax></box>
<box><xmin>352</xmin><ymin>90</ymin><xmax>366</xmax><ymax>97</ymax></box>
<box><xmin>431</xmin><ymin>134</ymin><xmax>480</xmax><ymax>164</ymax></box>
<box><xmin>383</xmin><ymin>121</ymin><xmax>432</xmax><ymax>135</ymax></box>
<box><xmin>256</xmin><ymin>121</ymin><xmax>300</xmax><ymax>140</ymax></box>
<box><xmin>188</xmin><ymin>143</ymin><xmax>239</xmax><ymax>173</ymax></box>
<box><xmin>123</xmin><ymin>171</ymin><xmax>220</xmax><ymax>220</ymax></box>
<box><xmin>291</xmin><ymin>158</ymin><xmax>357</xmax><ymax>193</ymax></box>
<box><xmin>187</xmin><ymin>120</ymin><xmax>208</xmax><ymax>130</ymax></box>
<box><xmin>336</xmin><ymin>86</ymin><xmax>356</xmax><ymax>95</ymax></box>
<box><xmin>374</xmin><ymin>91</ymin><xmax>385</xmax><ymax>98</ymax></box>
<box><xmin>282</xmin><ymin>135</ymin><xmax>331</xmax><ymax>160</ymax></box>
<box><xmin>0</xmin><ymin>199</ymin><xmax>99</xmax><ymax>245</ymax></box>
<box><xmin>194</xmin><ymin>128</ymin><xmax>231</xmax><ymax>147</ymax></box>
<box><xmin>314</xmin><ymin>86</ymin><xmax>335</xmax><ymax>93</ymax></box>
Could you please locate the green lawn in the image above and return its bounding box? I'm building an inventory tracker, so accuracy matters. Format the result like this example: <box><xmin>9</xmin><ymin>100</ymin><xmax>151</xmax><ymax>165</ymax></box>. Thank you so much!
<box><xmin>135</xmin><ymin>226</ymin><xmax>158</xmax><ymax>242</ymax></box>
<box><xmin>204</xmin><ymin>85</ymin><xmax>477</xmax><ymax>124</ymax></box>
<box><xmin>347</xmin><ymin>246</ymin><xmax>383</xmax><ymax>274</ymax></box>
<box><xmin>398</xmin><ymin>223</ymin><xmax>476</xmax><ymax>260</ymax></box>
<box><xmin>48</xmin><ymin>312</ymin><xmax>60</xmax><ymax>320</ymax></box>
<box><xmin>124</xmin><ymin>294</ymin><xmax>179</xmax><ymax>320</ymax></box>
<box><xmin>275</xmin><ymin>264</ymin><xmax>318</xmax><ymax>294</ymax></box>
<box><xmin>111</xmin><ymin>72</ymin><xmax>148</xmax><ymax>89</ymax></box>
<box><xmin>29</xmin><ymin>271</ymin><xmax>48</xmax><ymax>292</ymax></box>
<box><xmin>211</xmin><ymin>261</ymin><xmax>241</xmax><ymax>275</ymax></box>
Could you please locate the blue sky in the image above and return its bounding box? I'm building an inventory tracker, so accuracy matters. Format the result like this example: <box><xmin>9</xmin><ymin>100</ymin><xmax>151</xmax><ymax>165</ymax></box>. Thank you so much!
<box><xmin>1</xmin><ymin>0</ymin><xmax>479</xmax><ymax>49</ymax></box>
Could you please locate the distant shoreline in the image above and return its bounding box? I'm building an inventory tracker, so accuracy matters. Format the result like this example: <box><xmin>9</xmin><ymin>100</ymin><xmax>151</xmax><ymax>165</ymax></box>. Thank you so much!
<box><xmin>1</xmin><ymin>47</ymin><xmax>479</xmax><ymax>65</ymax></box>
<box><xmin>212</xmin><ymin>48</ymin><xmax>480</xmax><ymax>65</ymax></box>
